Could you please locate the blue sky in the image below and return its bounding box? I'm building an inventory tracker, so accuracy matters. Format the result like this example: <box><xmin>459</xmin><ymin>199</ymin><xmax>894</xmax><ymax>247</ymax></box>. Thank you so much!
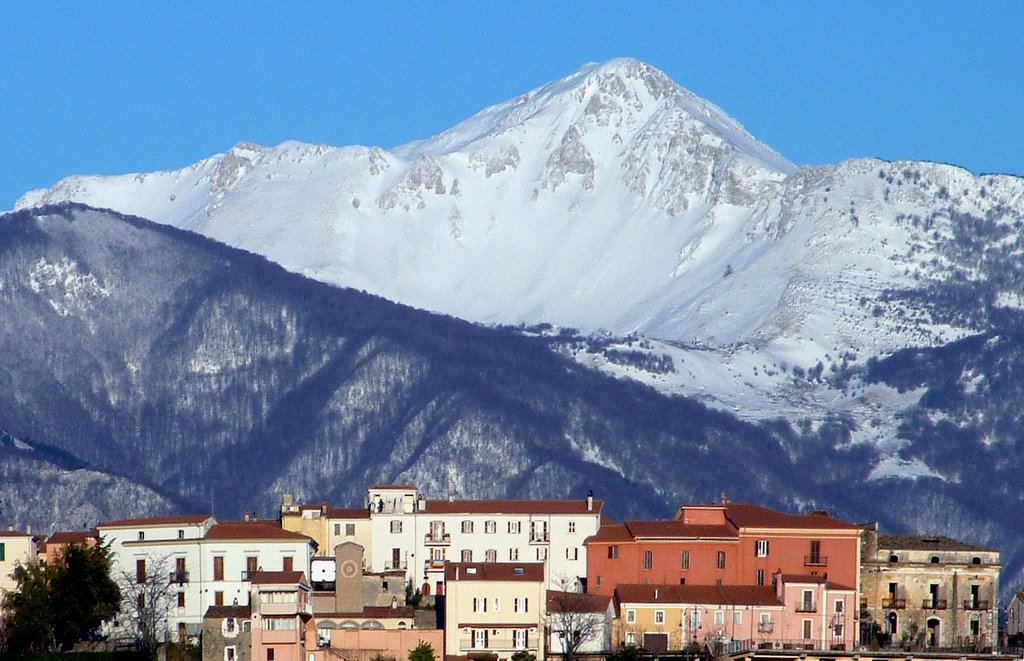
<box><xmin>2</xmin><ymin>2</ymin><xmax>1021</xmax><ymax>209</ymax></box>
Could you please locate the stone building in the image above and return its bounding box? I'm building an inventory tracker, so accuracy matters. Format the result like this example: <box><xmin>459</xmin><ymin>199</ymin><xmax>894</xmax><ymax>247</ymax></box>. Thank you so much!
<box><xmin>860</xmin><ymin>524</ymin><xmax>1000</xmax><ymax>651</ymax></box>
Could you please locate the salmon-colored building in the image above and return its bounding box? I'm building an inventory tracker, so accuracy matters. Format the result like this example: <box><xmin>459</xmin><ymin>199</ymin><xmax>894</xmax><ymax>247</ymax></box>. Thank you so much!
<box><xmin>248</xmin><ymin>570</ymin><xmax>313</xmax><ymax>661</ymax></box>
<box><xmin>585</xmin><ymin>499</ymin><xmax>861</xmax><ymax>604</ymax></box>
<box><xmin>43</xmin><ymin>529</ymin><xmax>98</xmax><ymax>564</ymax></box>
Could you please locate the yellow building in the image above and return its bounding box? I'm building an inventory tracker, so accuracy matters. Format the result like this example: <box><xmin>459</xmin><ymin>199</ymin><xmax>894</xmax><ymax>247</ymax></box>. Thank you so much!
<box><xmin>0</xmin><ymin>530</ymin><xmax>36</xmax><ymax>598</ymax></box>
<box><xmin>444</xmin><ymin>562</ymin><xmax>546</xmax><ymax>661</ymax></box>
<box><xmin>280</xmin><ymin>495</ymin><xmax>372</xmax><ymax>560</ymax></box>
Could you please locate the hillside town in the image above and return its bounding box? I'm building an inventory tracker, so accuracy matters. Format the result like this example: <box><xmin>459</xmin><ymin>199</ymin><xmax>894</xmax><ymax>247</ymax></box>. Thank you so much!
<box><xmin>1</xmin><ymin>486</ymin><xmax>1018</xmax><ymax>661</ymax></box>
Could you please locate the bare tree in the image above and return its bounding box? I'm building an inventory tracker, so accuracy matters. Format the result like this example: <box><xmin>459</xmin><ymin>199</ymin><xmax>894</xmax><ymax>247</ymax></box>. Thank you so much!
<box><xmin>546</xmin><ymin>589</ymin><xmax>609</xmax><ymax>661</ymax></box>
<box><xmin>116</xmin><ymin>556</ymin><xmax>174</xmax><ymax>656</ymax></box>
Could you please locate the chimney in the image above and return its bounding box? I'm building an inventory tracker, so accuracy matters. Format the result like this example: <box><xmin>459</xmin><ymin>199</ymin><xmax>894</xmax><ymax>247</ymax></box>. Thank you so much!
<box><xmin>720</xmin><ymin>492</ymin><xmax>729</xmax><ymax>505</ymax></box>
<box><xmin>586</xmin><ymin>490</ymin><xmax>594</xmax><ymax>512</ymax></box>
<box><xmin>655</xmin><ymin>588</ymin><xmax>659</xmax><ymax>600</ymax></box>
<box><xmin>243</xmin><ymin>511</ymin><xmax>250</xmax><ymax>522</ymax></box>
<box><xmin>26</xmin><ymin>522</ymin><xmax>32</xmax><ymax>535</ymax></box>
<box><xmin>282</xmin><ymin>493</ymin><xmax>293</xmax><ymax>507</ymax></box>
<box><xmin>7</xmin><ymin>523</ymin><xmax>12</xmax><ymax>532</ymax></box>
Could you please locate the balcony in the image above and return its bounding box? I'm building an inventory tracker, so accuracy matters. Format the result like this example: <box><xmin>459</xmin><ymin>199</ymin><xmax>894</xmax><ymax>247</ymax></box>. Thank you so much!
<box><xmin>384</xmin><ymin>561</ymin><xmax>407</xmax><ymax>571</ymax></box>
<box><xmin>424</xmin><ymin>532</ymin><xmax>450</xmax><ymax>545</ymax></box>
<box><xmin>458</xmin><ymin>633</ymin><xmax>539</xmax><ymax>652</ymax></box>
<box><xmin>168</xmin><ymin>570</ymin><xmax>190</xmax><ymax>584</ymax></box>
<box><xmin>963</xmin><ymin>600</ymin><xmax>989</xmax><ymax>611</ymax></box>
<box><xmin>881</xmin><ymin>597</ymin><xmax>906</xmax><ymax>609</ymax></box>
<box><xmin>804</xmin><ymin>555</ymin><xmax>828</xmax><ymax>566</ymax></box>
<box><xmin>795</xmin><ymin>603</ymin><xmax>817</xmax><ymax>613</ymax></box>
<box><xmin>757</xmin><ymin>623</ymin><xmax>774</xmax><ymax>634</ymax></box>
<box><xmin>424</xmin><ymin>559</ymin><xmax>446</xmax><ymax>571</ymax></box>
<box><xmin>529</xmin><ymin>533</ymin><xmax>550</xmax><ymax>544</ymax></box>
<box><xmin>922</xmin><ymin>599</ymin><xmax>948</xmax><ymax>610</ymax></box>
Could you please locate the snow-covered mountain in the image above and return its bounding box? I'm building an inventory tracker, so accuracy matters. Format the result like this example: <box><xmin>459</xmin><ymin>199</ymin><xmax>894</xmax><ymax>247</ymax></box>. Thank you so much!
<box><xmin>13</xmin><ymin>58</ymin><xmax>1024</xmax><ymax>482</ymax></box>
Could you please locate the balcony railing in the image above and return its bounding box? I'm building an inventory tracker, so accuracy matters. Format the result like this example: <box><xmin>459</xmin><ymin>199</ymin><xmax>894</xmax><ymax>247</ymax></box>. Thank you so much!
<box><xmin>457</xmin><ymin>634</ymin><xmax>539</xmax><ymax>652</ymax></box>
<box><xmin>804</xmin><ymin>555</ymin><xmax>827</xmax><ymax>566</ymax></box>
<box><xmin>881</xmin><ymin>597</ymin><xmax>906</xmax><ymax>609</ymax></box>
<box><xmin>424</xmin><ymin>559</ymin><xmax>446</xmax><ymax>570</ymax></box>
<box><xmin>922</xmin><ymin>599</ymin><xmax>948</xmax><ymax>610</ymax></box>
<box><xmin>529</xmin><ymin>533</ymin><xmax>550</xmax><ymax>544</ymax></box>
<box><xmin>384</xmin><ymin>561</ymin><xmax>407</xmax><ymax>570</ymax></box>
<box><xmin>795</xmin><ymin>603</ymin><xmax>817</xmax><ymax>613</ymax></box>
<box><xmin>424</xmin><ymin>532</ymin><xmax>450</xmax><ymax>545</ymax></box>
<box><xmin>963</xmin><ymin>600</ymin><xmax>989</xmax><ymax>610</ymax></box>
<box><xmin>757</xmin><ymin>623</ymin><xmax>774</xmax><ymax>634</ymax></box>
<box><xmin>169</xmin><ymin>570</ymin><xmax>190</xmax><ymax>584</ymax></box>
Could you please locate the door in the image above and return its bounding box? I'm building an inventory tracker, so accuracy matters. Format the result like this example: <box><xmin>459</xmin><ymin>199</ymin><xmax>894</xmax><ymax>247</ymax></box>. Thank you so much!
<box><xmin>644</xmin><ymin>632</ymin><xmax>669</xmax><ymax>655</ymax></box>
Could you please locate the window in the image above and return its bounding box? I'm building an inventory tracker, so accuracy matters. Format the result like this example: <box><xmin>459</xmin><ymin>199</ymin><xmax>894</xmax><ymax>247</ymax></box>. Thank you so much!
<box><xmin>733</xmin><ymin>611</ymin><xmax>742</xmax><ymax>625</ymax></box>
<box><xmin>513</xmin><ymin>629</ymin><xmax>527</xmax><ymax>649</ymax></box>
<box><xmin>0</xmin><ymin>543</ymin><xmax>4</xmax><ymax>561</ymax></box>
<box><xmin>462</xmin><ymin>520</ymin><xmax>474</xmax><ymax>534</ymax></box>
<box><xmin>473</xmin><ymin>597</ymin><xmax>487</xmax><ymax>613</ymax></box>
<box><xmin>136</xmin><ymin>559</ymin><xmax>146</xmax><ymax>584</ymax></box>
<box><xmin>609</xmin><ymin>545</ymin><xmax>619</xmax><ymax>559</ymax></box>
<box><xmin>247</xmin><ymin>556</ymin><xmax>258</xmax><ymax>576</ymax></box>
<box><xmin>756</xmin><ymin>539</ymin><xmax>769</xmax><ymax>557</ymax></box>
<box><xmin>625</xmin><ymin>632</ymin><xmax>636</xmax><ymax>645</ymax></box>
<box><xmin>716</xmin><ymin>551</ymin><xmax>726</xmax><ymax>569</ymax></box>
<box><xmin>536</xmin><ymin>547</ymin><xmax>547</xmax><ymax>561</ymax></box>
<box><xmin>689</xmin><ymin>610</ymin><xmax>701</xmax><ymax>630</ymax></box>
<box><xmin>485</xmin><ymin>520</ymin><xmax>496</xmax><ymax>534</ymax></box>
<box><xmin>930</xmin><ymin>555</ymin><xmax>940</xmax><ymax>564</ymax></box>
<box><xmin>225</xmin><ymin>618</ymin><xmax>236</xmax><ymax>633</ymax></box>
<box><xmin>509</xmin><ymin>548</ymin><xmax>519</xmax><ymax>561</ymax></box>
<box><xmin>213</xmin><ymin>556</ymin><xmax>224</xmax><ymax>581</ymax></box>
<box><xmin>177</xmin><ymin>592</ymin><xmax>185</xmax><ymax>608</ymax></box>
<box><xmin>626</xmin><ymin>609</ymin><xmax>636</xmax><ymax>624</ymax></box>
<box><xmin>461</xmin><ymin>549</ymin><xmax>473</xmax><ymax>562</ymax></box>
<box><xmin>178</xmin><ymin>529</ymin><xmax>185</xmax><ymax>539</ymax></box>
<box><xmin>802</xmin><ymin>619</ymin><xmax>812</xmax><ymax>639</ymax></box>
<box><xmin>508</xmin><ymin>521</ymin><xmax>522</xmax><ymax>534</ymax></box>
<box><xmin>568</xmin><ymin>521</ymin><xmax>576</xmax><ymax>534</ymax></box>
<box><xmin>345</xmin><ymin>523</ymin><xmax>355</xmax><ymax>536</ymax></box>
<box><xmin>138</xmin><ymin>531</ymin><xmax>145</xmax><ymax>541</ymax></box>
<box><xmin>596</xmin><ymin>576</ymin><xmax>601</xmax><ymax>586</ymax></box>
<box><xmin>485</xmin><ymin>549</ymin><xmax>497</xmax><ymax>562</ymax></box>
<box><xmin>514</xmin><ymin>597</ymin><xmax>529</xmax><ymax>613</ymax></box>
<box><xmin>655</xmin><ymin>610</ymin><xmax>665</xmax><ymax>625</ymax></box>
<box><xmin>473</xmin><ymin>629</ymin><xmax>488</xmax><ymax>649</ymax></box>
<box><xmin>889</xmin><ymin>553</ymin><xmax>899</xmax><ymax>563</ymax></box>
<box><xmin>972</xmin><ymin>556</ymin><xmax>982</xmax><ymax>565</ymax></box>
<box><xmin>566</xmin><ymin>547</ymin><xmax>578</xmax><ymax>560</ymax></box>
<box><xmin>835</xmin><ymin>599</ymin><xmax>845</xmax><ymax>614</ymax></box>
<box><xmin>264</xmin><ymin>617</ymin><xmax>297</xmax><ymax>630</ymax></box>
<box><xmin>756</xmin><ymin>569</ymin><xmax>765</xmax><ymax>586</ymax></box>
<box><xmin>801</xmin><ymin>590</ymin><xmax>814</xmax><ymax>611</ymax></box>
<box><xmin>809</xmin><ymin>540</ymin><xmax>822</xmax><ymax>564</ymax></box>
<box><xmin>643</xmin><ymin>550</ymin><xmax>653</xmax><ymax>570</ymax></box>
<box><xmin>680</xmin><ymin>550</ymin><xmax>689</xmax><ymax>570</ymax></box>
<box><xmin>267</xmin><ymin>649</ymin><xmax>275</xmax><ymax>661</ymax></box>
<box><xmin>494</xmin><ymin>597</ymin><xmax>501</xmax><ymax>612</ymax></box>
<box><xmin>215</xmin><ymin>591</ymin><xmax>224</xmax><ymax>606</ymax></box>
<box><xmin>714</xmin><ymin>611</ymin><xmax>724</xmax><ymax>625</ymax></box>
<box><xmin>225</xmin><ymin>647</ymin><xmax>236</xmax><ymax>661</ymax></box>
<box><xmin>282</xmin><ymin>556</ymin><xmax>293</xmax><ymax>571</ymax></box>
<box><xmin>432</xmin><ymin>548</ymin><xmax>445</xmax><ymax>561</ymax></box>
<box><xmin>390</xmin><ymin>520</ymin><xmax>402</xmax><ymax>533</ymax></box>
<box><xmin>334</xmin><ymin>523</ymin><xmax>341</xmax><ymax>536</ymax></box>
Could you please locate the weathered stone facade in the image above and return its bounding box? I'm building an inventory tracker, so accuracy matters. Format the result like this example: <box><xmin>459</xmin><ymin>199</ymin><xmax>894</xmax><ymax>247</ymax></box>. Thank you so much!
<box><xmin>860</xmin><ymin>525</ymin><xmax>1000</xmax><ymax>651</ymax></box>
<box><xmin>202</xmin><ymin>604</ymin><xmax>252</xmax><ymax>661</ymax></box>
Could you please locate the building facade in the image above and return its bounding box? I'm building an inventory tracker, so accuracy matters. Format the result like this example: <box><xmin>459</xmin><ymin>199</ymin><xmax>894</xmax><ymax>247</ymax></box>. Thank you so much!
<box><xmin>860</xmin><ymin>526</ymin><xmax>1001</xmax><ymax>651</ymax></box>
<box><xmin>444</xmin><ymin>562</ymin><xmax>547</xmax><ymax>661</ymax></box>
<box><xmin>0</xmin><ymin>529</ymin><xmax>36</xmax><ymax>599</ymax></box>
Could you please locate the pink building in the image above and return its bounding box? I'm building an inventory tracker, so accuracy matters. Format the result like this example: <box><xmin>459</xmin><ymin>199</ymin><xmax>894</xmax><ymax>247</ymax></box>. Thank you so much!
<box><xmin>248</xmin><ymin>571</ymin><xmax>313</xmax><ymax>661</ymax></box>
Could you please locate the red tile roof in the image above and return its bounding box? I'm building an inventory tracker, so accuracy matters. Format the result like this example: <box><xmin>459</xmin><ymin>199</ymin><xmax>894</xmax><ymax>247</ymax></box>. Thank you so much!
<box><xmin>314</xmin><ymin>606</ymin><xmax>415</xmax><ymax>619</ymax></box>
<box><xmin>625</xmin><ymin>520</ymin><xmax>737</xmax><ymax>539</ymax></box>
<box><xmin>547</xmin><ymin>590</ymin><xmax>612</xmax><ymax>613</ymax></box>
<box><xmin>204</xmin><ymin>604</ymin><xmax>252</xmax><ymax>619</ymax></box>
<box><xmin>205</xmin><ymin>521</ymin><xmax>313</xmax><ymax>542</ymax></box>
<box><xmin>615</xmin><ymin>583</ymin><xmax>782</xmax><ymax>607</ymax></box>
<box><xmin>98</xmin><ymin>514</ymin><xmax>212</xmax><ymax>528</ymax></box>
<box><xmin>0</xmin><ymin>530</ymin><xmax>33</xmax><ymax>538</ymax></box>
<box><xmin>876</xmin><ymin>534</ymin><xmax>996</xmax><ymax>553</ymax></box>
<box><xmin>723</xmin><ymin>504</ymin><xmax>859</xmax><ymax>531</ymax></box>
<box><xmin>586</xmin><ymin>523</ymin><xmax>633</xmax><ymax>543</ymax></box>
<box><xmin>46</xmin><ymin>530</ymin><xmax>98</xmax><ymax>545</ymax></box>
<box><xmin>423</xmin><ymin>498</ymin><xmax>602</xmax><ymax>515</ymax></box>
<box><xmin>368</xmin><ymin>484</ymin><xmax>418</xmax><ymax>490</ymax></box>
<box><xmin>249</xmin><ymin>570</ymin><xmax>308</xmax><ymax>586</ymax></box>
<box><xmin>444</xmin><ymin>562</ymin><xmax>545</xmax><ymax>582</ymax></box>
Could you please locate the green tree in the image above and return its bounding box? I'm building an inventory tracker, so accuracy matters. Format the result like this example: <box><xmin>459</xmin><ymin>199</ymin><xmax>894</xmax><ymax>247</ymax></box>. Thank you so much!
<box><xmin>1</xmin><ymin>541</ymin><xmax>121</xmax><ymax>652</ymax></box>
<box><xmin>511</xmin><ymin>651</ymin><xmax>537</xmax><ymax>661</ymax></box>
<box><xmin>606</xmin><ymin>645</ymin><xmax>642</xmax><ymax>661</ymax></box>
<box><xmin>408</xmin><ymin>640</ymin><xmax>436</xmax><ymax>661</ymax></box>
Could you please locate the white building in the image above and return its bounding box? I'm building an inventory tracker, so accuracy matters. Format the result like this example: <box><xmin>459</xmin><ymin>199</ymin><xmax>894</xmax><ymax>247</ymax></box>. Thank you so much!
<box><xmin>365</xmin><ymin>485</ymin><xmax>603</xmax><ymax>595</ymax></box>
<box><xmin>0</xmin><ymin>529</ymin><xmax>37</xmax><ymax>600</ymax></box>
<box><xmin>97</xmin><ymin>515</ymin><xmax>315</xmax><ymax>643</ymax></box>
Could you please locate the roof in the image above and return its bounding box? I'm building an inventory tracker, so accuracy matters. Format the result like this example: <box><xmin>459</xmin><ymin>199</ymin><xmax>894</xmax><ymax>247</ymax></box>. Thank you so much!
<box><xmin>249</xmin><ymin>570</ymin><xmax>308</xmax><ymax>586</ymax></box>
<box><xmin>98</xmin><ymin>514</ymin><xmax>212</xmax><ymax>528</ymax></box>
<box><xmin>586</xmin><ymin>523</ymin><xmax>633</xmax><ymax>543</ymax></box>
<box><xmin>46</xmin><ymin>530</ymin><xmax>97</xmax><ymax>545</ymax></box>
<box><xmin>205</xmin><ymin>521</ymin><xmax>314</xmax><ymax>543</ymax></box>
<box><xmin>444</xmin><ymin>562</ymin><xmax>545</xmax><ymax>582</ymax></box>
<box><xmin>204</xmin><ymin>604</ymin><xmax>252</xmax><ymax>619</ymax></box>
<box><xmin>724</xmin><ymin>504</ymin><xmax>860</xmax><ymax>531</ymax></box>
<box><xmin>779</xmin><ymin>574</ymin><xmax>855</xmax><ymax>591</ymax></box>
<box><xmin>625</xmin><ymin>520</ymin><xmax>736</xmax><ymax>539</ymax></box>
<box><xmin>315</xmin><ymin>606</ymin><xmax>415</xmax><ymax>619</ymax></box>
<box><xmin>369</xmin><ymin>484</ymin><xmax>418</xmax><ymax>490</ymax></box>
<box><xmin>422</xmin><ymin>498</ymin><xmax>602</xmax><ymax>515</ymax></box>
<box><xmin>616</xmin><ymin>584</ymin><xmax>782</xmax><ymax>607</ymax></box>
<box><xmin>547</xmin><ymin>590</ymin><xmax>612</xmax><ymax>613</ymax></box>
<box><xmin>0</xmin><ymin>530</ymin><xmax>33</xmax><ymax>538</ymax></box>
<box><xmin>877</xmin><ymin>534</ymin><xmax>997</xmax><ymax>553</ymax></box>
<box><xmin>291</xmin><ymin>504</ymin><xmax>370</xmax><ymax>519</ymax></box>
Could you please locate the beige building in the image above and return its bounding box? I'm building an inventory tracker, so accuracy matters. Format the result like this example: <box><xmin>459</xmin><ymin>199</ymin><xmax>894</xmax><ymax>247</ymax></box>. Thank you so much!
<box><xmin>444</xmin><ymin>562</ymin><xmax>547</xmax><ymax>661</ymax></box>
<box><xmin>0</xmin><ymin>529</ymin><xmax>36</xmax><ymax>598</ymax></box>
<box><xmin>280</xmin><ymin>496</ymin><xmax>372</xmax><ymax>561</ymax></box>
<box><xmin>860</xmin><ymin>525</ymin><xmax>1000</xmax><ymax>651</ymax></box>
